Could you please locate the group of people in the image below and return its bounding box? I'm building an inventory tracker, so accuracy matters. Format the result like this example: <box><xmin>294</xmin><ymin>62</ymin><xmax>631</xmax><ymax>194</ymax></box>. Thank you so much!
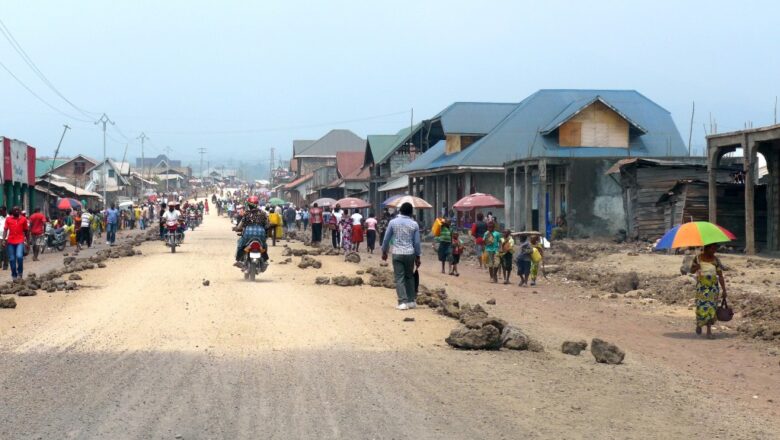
<box><xmin>430</xmin><ymin>212</ymin><xmax>544</xmax><ymax>287</ymax></box>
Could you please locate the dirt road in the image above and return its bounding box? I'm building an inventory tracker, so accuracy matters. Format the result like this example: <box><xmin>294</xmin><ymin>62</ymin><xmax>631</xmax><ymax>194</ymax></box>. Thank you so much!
<box><xmin>1</xmin><ymin>214</ymin><xmax>778</xmax><ymax>439</ymax></box>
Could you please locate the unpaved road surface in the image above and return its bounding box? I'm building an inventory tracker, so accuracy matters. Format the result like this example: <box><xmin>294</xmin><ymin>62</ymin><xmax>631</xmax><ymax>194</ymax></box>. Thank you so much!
<box><xmin>1</xmin><ymin>215</ymin><xmax>778</xmax><ymax>439</ymax></box>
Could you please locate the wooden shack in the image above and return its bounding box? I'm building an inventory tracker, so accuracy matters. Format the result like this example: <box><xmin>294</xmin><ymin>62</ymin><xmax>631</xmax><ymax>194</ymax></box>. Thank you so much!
<box><xmin>657</xmin><ymin>180</ymin><xmax>767</xmax><ymax>249</ymax></box>
<box><xmin>608</xmin><ymin>158</ymin><xmax>735</xmax><ymax>241</ymax></box>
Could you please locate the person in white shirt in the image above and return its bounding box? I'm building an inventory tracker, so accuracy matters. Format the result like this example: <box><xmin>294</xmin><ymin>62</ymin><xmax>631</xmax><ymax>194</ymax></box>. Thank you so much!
<box><xmin>162</xmin><ymin>206</ymin><xmax>181</xmax><ymax>223</ymax></box>
<box><xmin>349</xmin><ymin>210</ymin><xmax>364</xmax><ymax>251</ymax></box>
<box><xmin>78</xmin><ymin>210</ymin><xmax>93</xmax><ymax>250</ymax></box>
<box><xmin>332</xmin><ymin>207</ymin><xmax>343</xmax><ymax>248</ymax></box>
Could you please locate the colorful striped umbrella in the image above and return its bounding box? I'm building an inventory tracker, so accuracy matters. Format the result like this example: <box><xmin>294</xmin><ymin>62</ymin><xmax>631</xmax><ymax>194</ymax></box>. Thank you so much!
<box><xmin>655</xmin><ymin>221</ymin><xmax>736</xmax><ymax>249</ymax></box>
<box><xmin>56</xmin><ymin>198</ymin><xmax>82</xmax><ymax>211</ymax></box>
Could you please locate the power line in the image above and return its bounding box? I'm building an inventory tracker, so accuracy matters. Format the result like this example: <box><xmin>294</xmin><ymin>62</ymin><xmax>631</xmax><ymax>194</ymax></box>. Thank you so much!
<box><xmin>0</xmin><ymin>58</ymin><xmax>92</xmax><ymax>122</ymax></box>
<box><xmin>0</xmin><ymin>18</ymin><xmax>98</xmax><ymax>119</ymax></box>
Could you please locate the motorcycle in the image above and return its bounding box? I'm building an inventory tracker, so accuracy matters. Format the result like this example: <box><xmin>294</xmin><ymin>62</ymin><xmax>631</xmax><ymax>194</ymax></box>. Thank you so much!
<box><xmin>241</xmin><ymin>238</ymin><xmax>268</xmax><ymax>281</ymax></box>
<box><xmin>187</xmin><ymin>213</ymin><xmax>198</xmax><ymax>231</ymax></box>
<box><xmin>44</xmin><ymin>225</ymin><xmax>67</xmax><ymax>252</ymax></box>
<box><xmin>165</xmin><ymin>221</ymin><xmax>183</xmax><ymax>253</ymax></box>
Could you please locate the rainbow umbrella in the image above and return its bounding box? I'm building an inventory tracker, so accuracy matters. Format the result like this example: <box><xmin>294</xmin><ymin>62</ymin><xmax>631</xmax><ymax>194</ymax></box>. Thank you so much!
<box><xmin>655</xmin><ymin>221</ymin><xmax>736</xmax><ymax>250</ymax></box>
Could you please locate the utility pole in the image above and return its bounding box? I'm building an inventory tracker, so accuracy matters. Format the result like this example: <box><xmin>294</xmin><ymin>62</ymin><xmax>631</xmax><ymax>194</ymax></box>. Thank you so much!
<box><xmin>687</xmin><ymin>101</ymin><xmax>695</xmax><ymax>156</ymax></box>
<box><xmin>163</xmin><ymin>146</ymin><xmax>173</xmax><ymax>194</ymax></box>
<box><xmin>197</xmin><ymin>147</ymin><xmax>207</xmax><ymax>184</ymax></box>
<box><xmin>95</xmin><ymin>114</ymin><xmax>114</xmax><ymax>208</ymax></box>
<box><xmin>45</xmin><ymin>124</ymin><xmax>70</xmax><ymax>216</ymax></box>
<box><xmin>137</xmin><ymin>132</ymin><xmax>149</xmax><ymax>198</ymax></box>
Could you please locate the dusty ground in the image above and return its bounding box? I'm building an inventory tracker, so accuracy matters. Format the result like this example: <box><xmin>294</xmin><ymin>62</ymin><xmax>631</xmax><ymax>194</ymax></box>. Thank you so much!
<box><xmin>0</xmin><ymin>216</ymin><xmax>778</xmax><ymax>439</ymax></box>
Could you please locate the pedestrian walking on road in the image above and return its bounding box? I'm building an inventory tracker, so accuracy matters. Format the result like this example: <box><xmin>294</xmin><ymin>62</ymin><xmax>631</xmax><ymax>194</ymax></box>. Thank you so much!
<box><xmin>690</xmin><ymin>244</ymin><xmax>727</xmax><ymax>339</ymax></box>
<box><xmin>78</xmin><ymin>209</ymin><xmax>93</xmax><ymax>249</ymax></box>
<box><xmin>471</xmin><ymin>213</ymin><xmax>488</xmax><ymax>269</ymax></box>
<box><xmin>381</xmin><ymin>202</ymin><xmax>422</xmax><ymax>310</ymax></box>
<box><xmin>483</xmin><ymin>222</ymin><xmax>501</xmax><ymax>283</ymax></box>
<box><xmin>450</xmin><ymin>231</ymin><xmax>463</xmax><ymax>276</ymax></box>
<box><xmin>106</xmin><ymin>204</ymin><xmax>119</xmax><ymax>245</ymax></box>
<box><xmin>3</xmin><ymin>206</ymin><xmax>29</xmax><ymax>280</ymax></box>
<box><xmin>0</xmin><ymin>207</ymin><xmax>8</xmax><ymax>270</ymax></box>
<box><xmin>515</xmin><ymin>233</ymin><xmax>532</xmax><ymax>287</ymax></box>
<box><xmin>309</xmin><ymin>203</ymin><xmax>323</xmax><ymax>244</ymax></box>
<box><xmin>350</xmin><ymin>209</ymin><xmax>363</xmax><ymax>252</ymax></box>
<box><xmin>28</xmin><ymin>208</ymin><xmax>46</xmax><ymax>261</ymax></box>
<box><xmin>339</xmin><ymin>212</ymin><xmax>353</xmax><ymax>253</ymax></box>
<box><xmin>365</xmin><ymin>212</ymin><xmax>377</xmax><ymax>253</ymax></box>
<box><xmin>529</xmin><ymin>234</ymin><xmax>544</xmax><ymax>286</ymax></box>
<box><xmin>499</xmin><ymin>229</ymin><xmax>514</xmax><ymax>284</ymax></box>
<box><xmin>435</xmin><ymin>219</ymin><xmax>452</xmax><ymax>274</ymax></box>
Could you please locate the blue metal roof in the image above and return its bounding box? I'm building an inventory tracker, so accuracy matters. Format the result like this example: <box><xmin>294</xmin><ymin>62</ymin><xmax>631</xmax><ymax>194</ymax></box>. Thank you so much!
<box><xmin>406</xmin><ymin>90</ymin><xmax>687</xmax><ymax>172</ymax></box>
<box><xmin>399</xmin><ymin>140</ymin><xmax>446</xmax><ymax>173</ymax></box>
<box><xmin>432</xmin><ymin>102</ymin><xmax>518</xmax><ymax>135</ymax></box>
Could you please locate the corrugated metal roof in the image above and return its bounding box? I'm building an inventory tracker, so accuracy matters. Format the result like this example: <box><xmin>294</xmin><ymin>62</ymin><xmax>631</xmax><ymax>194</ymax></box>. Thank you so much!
<box><xmin>432</xmin><ymin>102</ymin><xmax>518</xmax><ymax>134</ymax></box>
<box><xmin>35</xmin><ymin>158</ymin><xmax>69</xmax><ymax>177</ymax></box>
<box><xmin>365</xmin><ymin>134</ymin><xmax>398</xmax><ymax>167</ymax></box>
<box><xmin>400</xmin><ymin>140</ymin><xmax>446</xmax><ymax>173</ymax></box>
<box><xmin>336</xmin><ymin>151</ymin><xmax>365</xmax><ymax>178</ymax></box>
<box><xmin>283</xmin><ymin>173</ymin><xmax>313</xmax><ymax>190</ymax></box>
<box><xmin>401</xmin><ymin>90</ymin><xmax>687</xmax><ymax>173</ymax></box>
<box><xmin>377</xmin><ymin>175</ymin><xmax>409</xmax><ymax>192</ymax></box>
<box><xmin>293</xmin><ymin>140</ymin><xmax>316</xmax><ymax>156</ymax></box>
<box><xmin>540</xmin><ymin>95</ymin><xmax>648</xmax><ymax>135</ymax></box>
<box><xmin>295</xmin><ymin>129</ymin><xmax>365</xmax><ymax>157</ymax></box>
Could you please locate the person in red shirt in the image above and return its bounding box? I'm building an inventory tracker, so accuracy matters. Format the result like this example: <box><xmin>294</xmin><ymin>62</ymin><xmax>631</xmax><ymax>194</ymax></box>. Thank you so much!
<box><xmin>309</xmin><ymin>202</ymin><xmax>324</xmax><ymax>244</ymax></box>
<box><xmin>2</xmin><ymin>206</ymin><xmax>29</xmax><ymax>280</ymax></box>
<box><xmin>28</xmin><ymin>207</ymin><xmax>47</xmax><ymax>261</ymax></box>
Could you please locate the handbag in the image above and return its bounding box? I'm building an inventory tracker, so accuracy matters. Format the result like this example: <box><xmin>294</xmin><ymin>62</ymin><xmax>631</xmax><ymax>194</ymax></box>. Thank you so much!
<box><xmin>716</xmin><ymin>298</ymin><xmax>734</xmax><ymax>322</ymax></box>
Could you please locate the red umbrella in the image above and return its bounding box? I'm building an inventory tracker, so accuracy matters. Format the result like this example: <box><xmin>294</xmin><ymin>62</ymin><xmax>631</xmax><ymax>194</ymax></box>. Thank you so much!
<box><xmin>453</xmin><ymin>193</ymin><xmax>505</xmax><ymax>211</ymax></box>
<box><xmin>335</xmin><ymin>197</ymin><xmax>371</xmax><ymax>209</ymax></box>
<box><xmin>57</xmin><ymin>198</ymin><xmax>82</xmax><ymax>211</ymax></box>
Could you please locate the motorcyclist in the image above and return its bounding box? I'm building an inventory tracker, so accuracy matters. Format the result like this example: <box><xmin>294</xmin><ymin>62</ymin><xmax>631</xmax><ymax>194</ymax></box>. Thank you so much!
<box><xmin>162</xmin><ymin>202</ymin><xmax>184</xmax><ymax>240</ymax></box>
<box><xmin>233</xmin><ymin>196</ymin><xmax>270</xmax><ymax>268</ymax></box>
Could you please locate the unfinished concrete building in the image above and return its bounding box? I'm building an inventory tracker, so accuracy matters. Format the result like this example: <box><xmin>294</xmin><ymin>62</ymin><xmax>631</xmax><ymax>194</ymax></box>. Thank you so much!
<box><xmin>707</xmin><ymin>125</ymin><xmax>780</xmax><ymax>254</ymax></box>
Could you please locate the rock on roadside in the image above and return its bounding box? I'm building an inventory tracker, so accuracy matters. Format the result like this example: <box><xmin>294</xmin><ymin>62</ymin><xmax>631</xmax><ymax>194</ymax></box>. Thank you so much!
<box><xmin>591</xmin><ymin>338</ymin><xmax>625</xmax><ymax>364</ymax></box>
<box><xmin>561</xmin><ymin>340</ymin><xmax>588</xmax><ymax>356</ymax></box>
<box><xmin>445</xmin><ymin>324</ymin><xmax>502</xmax><ymax>350</ymax></box>
<box><xmin>0</xmin><ymin>295</ymin><xmax>16</xmax><ymax>308</ymax></box>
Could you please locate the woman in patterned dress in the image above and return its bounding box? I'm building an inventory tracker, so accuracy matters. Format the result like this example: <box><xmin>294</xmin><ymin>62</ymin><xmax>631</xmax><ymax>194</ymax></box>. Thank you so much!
<box><xmin>339</xmin><ymin>215</ymin><xmax>353</xmax><ymax>254</ymax></box>
<box><xmin>689</xmin><ymin>244</ymin><xmax>727</xmax><ymax>339</ymax></box>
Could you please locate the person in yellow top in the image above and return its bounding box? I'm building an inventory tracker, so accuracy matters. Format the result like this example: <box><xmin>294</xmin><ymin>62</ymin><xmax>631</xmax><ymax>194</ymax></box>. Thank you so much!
<box><xmin>529</xmin><ymin>234</ymin><xmax>544</xmax><ymax>286</ymax></box>
<box><xmin>498</xmin><ymin>229</ymin><xmax>515</xmax><ymax>285</ymax></box>
<box><xmin>267</xmin><ymin>205</ymin><xmax>283</xmax><ymax>246</ymax></box>
<box><xmin>134</xmin><ymin>206</ymin><xmax>142</xmax><ymax>230</ymax></box>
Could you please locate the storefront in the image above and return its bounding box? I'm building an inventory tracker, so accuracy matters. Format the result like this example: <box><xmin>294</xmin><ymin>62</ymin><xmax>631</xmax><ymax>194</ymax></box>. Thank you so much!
<box><xmin>1</xmin><ymin>137</ymin><xmax>37</xmax><ymax>211</ymax></box>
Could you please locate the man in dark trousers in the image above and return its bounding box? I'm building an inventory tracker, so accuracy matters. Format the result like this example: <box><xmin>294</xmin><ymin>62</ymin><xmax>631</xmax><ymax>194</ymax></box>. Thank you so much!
<box><xmin>381</xmin><ymin>202</ymin><xmax>422</xmax><ymax>311</ymax></box>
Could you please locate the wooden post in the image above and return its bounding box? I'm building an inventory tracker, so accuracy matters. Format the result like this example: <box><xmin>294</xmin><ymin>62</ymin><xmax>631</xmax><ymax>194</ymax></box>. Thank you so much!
<box><xmin>524</xmin><ymin>163</ymin><xmax>533</xmax><ymax>230</ymax></box>
<box><xmin>744</xmin><ymin>136</ymin><xmax>756</xmax><ymax>254</ymax></box>
<box><xmin>539</xmin><ymin>160</ymin><xmax>547</xmax><ymax>236</ymax></box>
<box><xmin>707</xmin><ymin>144</ymin><xmax>718</xmax><ymax>224</ymax></box>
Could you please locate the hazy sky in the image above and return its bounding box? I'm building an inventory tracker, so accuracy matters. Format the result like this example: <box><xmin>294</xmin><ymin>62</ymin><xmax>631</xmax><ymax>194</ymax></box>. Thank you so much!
<box><xmin>1</xmin><ymin>1</ymin><xmax>778</xmax><ymax>168</ymax></box>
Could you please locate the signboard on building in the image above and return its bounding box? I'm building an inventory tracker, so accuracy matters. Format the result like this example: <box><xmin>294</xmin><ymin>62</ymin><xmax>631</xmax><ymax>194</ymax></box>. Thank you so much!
<box><xmin>1</xmin><ymin>137</ymin><xmax>37</xmax><ymax>185</ymax></box>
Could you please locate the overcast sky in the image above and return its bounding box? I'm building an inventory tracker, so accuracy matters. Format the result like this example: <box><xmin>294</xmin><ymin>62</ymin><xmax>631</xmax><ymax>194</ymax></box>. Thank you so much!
<box><xmin>1</xmin><ymin>1</ymin><xmax>778</xmax><ymax>168</ymax></box>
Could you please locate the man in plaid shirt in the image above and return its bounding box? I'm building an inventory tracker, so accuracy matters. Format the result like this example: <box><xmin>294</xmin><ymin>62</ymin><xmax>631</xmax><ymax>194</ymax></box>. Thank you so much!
<box><xmin>381</xmin><ymin>202</ymin><xmax>422</xmax><ymax>310</ymax></box>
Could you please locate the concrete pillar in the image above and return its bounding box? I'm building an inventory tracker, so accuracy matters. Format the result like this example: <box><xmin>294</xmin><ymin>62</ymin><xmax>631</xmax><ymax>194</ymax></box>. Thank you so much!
<box><xmin>744</xmin><ymin>138</ymin><xmax>756</xmax><ymax>254</ymax></box>
<box><xmin>707</xmin><ymin>146</ymin><xmax>718</xmax><ymax>224</ymax></box>
<box><xmin>504</xmin><ymin>169</ymin><xmax>512</xmax><ymax>229</ymax></box>
<box><xmin>524</xmin><ymin>163</ymin><xmax>533</xmax><ymax>231</ymax></box>
<box><xmin>513</xmin><ymin>167</ymin><xmax>520</xmax><ymax>230</ymax></box>
<box><xmin>538</xmin><ymin>160</ymin><xmax>548</xmax><ymax>237</ymax></box>
<box><xmin>464</xmin><ymin>173</ymin><xmax>472</xmax><ymax>195</ymax></box>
